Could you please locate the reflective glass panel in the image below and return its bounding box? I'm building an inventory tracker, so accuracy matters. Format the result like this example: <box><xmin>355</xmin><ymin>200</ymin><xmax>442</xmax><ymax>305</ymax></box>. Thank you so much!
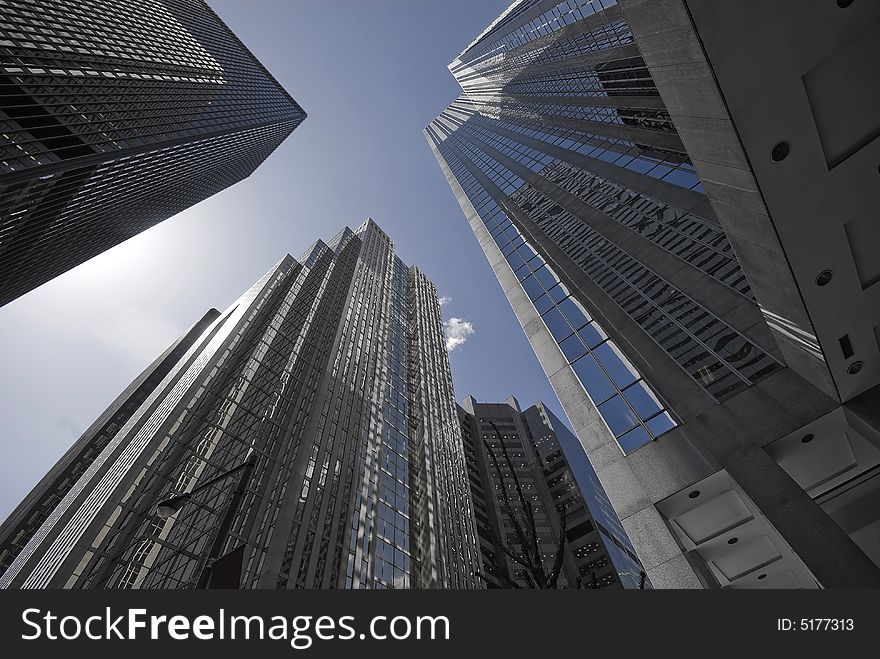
<box><xmin>598</xmin><ymin>395</ymin><xmax>639</xmax><ymax>436</ymax></box>
<box><xmin>571</xmin><ymin>354</ymin><xmax>615</xmax><ymax>403</ymax></box>
<box><xmin>593</xmin><ymin>342</ymin><xmax>638</xmax><ymax>389</ymax></box>
<box><xmin>559</xmin><ymin>333</ymin><xmax>588</xmax><ymax>362</ymax></box>
<box><xmin>622</xmin><ymin>381</ymin><xmax>663</xmax><ymax>420</ymax></box>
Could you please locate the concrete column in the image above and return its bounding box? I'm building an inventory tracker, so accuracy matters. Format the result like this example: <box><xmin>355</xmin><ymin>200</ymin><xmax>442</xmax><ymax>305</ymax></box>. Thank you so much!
<box><xmin>724</xmin><ymin>448</ymin><xmax>880</xmax><ymax>588</ymax></box>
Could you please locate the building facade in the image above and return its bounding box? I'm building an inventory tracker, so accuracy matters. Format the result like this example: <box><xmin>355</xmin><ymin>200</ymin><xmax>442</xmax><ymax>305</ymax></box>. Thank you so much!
<box><xmin>0</xmin><ymin>220</ymin><xmax>481</xmax><ymax>589</ymax></box>
<box><xmin>0</xmin><ymin>0</ymin><xmax>305</xmax><ymax>307</ymax></box>
<box><xmin>458</xmin><ymin>395</ymin><xmax>645</xmax><ymax>588</ymax></box>
<box><xmin>427</xmin><ymin>0</ymin><xmax>880</xmax><ymax>588</ymax></box>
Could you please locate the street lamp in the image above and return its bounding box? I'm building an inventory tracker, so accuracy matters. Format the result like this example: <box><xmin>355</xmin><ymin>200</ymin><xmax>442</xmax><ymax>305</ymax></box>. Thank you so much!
<box><xmin>154</xmin><ymin>452</ymin><xmax>256</xmax><ymax>588</ymax></box>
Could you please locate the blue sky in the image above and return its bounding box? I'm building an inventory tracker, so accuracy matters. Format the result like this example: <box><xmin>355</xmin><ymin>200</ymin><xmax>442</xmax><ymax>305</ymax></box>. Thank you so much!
<box><xmin>0</xmin><ymin>0</ymin><xmax>566</xmax><ymax>520</ymax></box>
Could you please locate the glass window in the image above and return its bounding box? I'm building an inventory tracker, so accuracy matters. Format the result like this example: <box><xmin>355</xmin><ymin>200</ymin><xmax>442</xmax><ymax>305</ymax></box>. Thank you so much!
<box><xmin>593</xmin><ymin>342</ymin><xmax>638</xmax><ymax>389</ymax></box>
<box><xmin>572</xmin><ymin>354</ymin><xmax>615</xmax><ymax>403</ymax></box>
<box><xmin>534</xmin><ymin>265</ymin><xmax>558</xmax><ymax>289</ymax></box>
<box><xmin>646</xmin><ymin>411</ymin><xmax>676</xmax><ymax>437</ymax></box>
<box><xmin>617</xmin><ymin>426</ymin><xmax>651</xmax><ymax>454</ymax></box>
<box><xmin>625</xmin><ymin>157</ymin><xmax>654</xmax><ymax>174</ymax></box>
<box><xmin>506</xmin><ymin>251</ymin><xmax>526</xmax><ymax>271</ymax></box>
<box><xmin>526</xmin><ymin>253</ymin><xmax>545</xmax><ymax>270</ymax></box>
<box><xmin>533</xmin><ymin>293</ymin><xmax>555</xmax><ymax>315</ymax></box>
<box><xmin>559</xmin><ymin>334</ymin><xmax>588</xmax><ymax>362</ymax></box>
<box><xmin>647</xmin><ymin>164</ymin><xmax>672</xmax><ymax>179</ymax></box>
<box><xmin>713</xmin><ymin>333</ymin><xmax>753</xmax><ymax>365</ymax></box>
<box><xmin>614</xmin><ymin>154</ymin><xmax>635</xmax><ymax>168</ymax></box>
<box><xmin>518</xmin><ymin>243</ymin><xmax>537</xmax><ymax>262</ymax></box>
<box><xmin>547</xmin><ymin>282</ymin><xmax>569</xmax><ymax>302</ymax></box>
<box><xmin>558</xmin><ymin>296</ymin><xmax>589</xmax><ymax>330</ymax></box>
<box><xmin>542</xmin><ymin>307</ymin><xmax>573</xmax><ymax>340</ymax></box>
<box><xmin>522</xmin><ymin>275</ymin><xmax>545</xmax><ymax>300</ymax></box>
<box><xmin>622</xmin><ymin>381</ymin><xmax>663</xmax><ymax>420</ymax></box>
<box><xmin>662</xmin><ymin>168</ymin><xmax>699</xmax><ymax>188</ymax></box>
<box><xmin>577</xmin><ymin>322</ymin><xmax>607</xmax><ymax>349</ymax></box>
<box><xmin>598</xmin><ymin>395</ymin><xmax>638</xmax><ymax>436</ymax></box>
<box><xmin>503</xmin><ymin>226</ymin><xmax>520</xmax><ymax>243</ymax></box>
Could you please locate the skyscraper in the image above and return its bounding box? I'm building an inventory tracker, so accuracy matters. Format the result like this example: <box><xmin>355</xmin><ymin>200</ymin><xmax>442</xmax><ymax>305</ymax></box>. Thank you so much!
<box><xmin>0</xmin><ymin>0</ymin><xmax>306</xmax><ymax>307</ymax></box>
<box><xmin>458</xmin><ymin>395</ymin><xmax>645</xmax><ymax>589</ymax></box>
<box><xmin>0</xmin><ymin>220</ymin><xmax>481</xmax><ymax>589</ymax></box>
<box><xmin>427</xmin><ymin>0</ymin><xmax>880</xmax><ymax>588</ymax></box>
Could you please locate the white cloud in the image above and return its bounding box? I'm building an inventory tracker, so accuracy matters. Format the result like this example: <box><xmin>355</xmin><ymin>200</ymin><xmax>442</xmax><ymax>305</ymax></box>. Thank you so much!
<box><xmin>438</xmin><ymin>295</ymin><xmax>452</xmax><ymax>306</ymax></box>
<box><xmin>443</xmin><ymin>317</ymin><xmax>474</xmax><ymax>352</ymax></box>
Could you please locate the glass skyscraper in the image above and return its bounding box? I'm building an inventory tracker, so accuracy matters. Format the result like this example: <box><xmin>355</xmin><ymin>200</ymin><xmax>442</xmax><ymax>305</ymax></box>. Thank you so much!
<box><xmin>0</xmin><ymin>220</ymin><xmax>481</xmax><ymax>589</ymax></box>
<box><xmin>427</xmin><ymin>0</ymin><xmax>880</xmax><ymax>588</ymax></box>
<box><xmin>0</xmin><ymin>0</ymin><xmax>306</xmax><ymax>307</ymax></box>
<box><xmin>458</xmin><ymin>396</ymin><xmax>645</xmax><ymax>589</ymax></box>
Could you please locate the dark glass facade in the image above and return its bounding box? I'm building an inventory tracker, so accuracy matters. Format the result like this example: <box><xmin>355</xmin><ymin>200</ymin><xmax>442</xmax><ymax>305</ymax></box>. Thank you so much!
<box><xmin>458</xmin><ymin>396</ymin><xmax>645</xmax><ymax>588</ymax></box>
<box><xmin>0</xmin><ymin>220</ymin><xmax>480</xmax><ymax>589</ymax></box>
<box><xmin>0</xmin><ymin>0</ymin><xmax>306</xmax><ymax>306</ymax></box>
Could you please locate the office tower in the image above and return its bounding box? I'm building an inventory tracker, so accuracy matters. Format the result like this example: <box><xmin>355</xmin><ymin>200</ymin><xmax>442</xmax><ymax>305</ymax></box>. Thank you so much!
<box><xmin>426</xmin><ymin>0</ymin><xmax>880</xmax><ymax>588</ymax></box>
<box><xmin>0</xmin><ymin>220</ymin><xmax>481</xmax><ymax>589</ymax></box>
<box><xmin>458</xmin><ymin>395</ymin><xmax>646</xmax><ymax>588</ymax></box>
<box><xmin>0</xmin><ymin>0</ymin><xmax>306</xmax><ymax>307</ymax></box>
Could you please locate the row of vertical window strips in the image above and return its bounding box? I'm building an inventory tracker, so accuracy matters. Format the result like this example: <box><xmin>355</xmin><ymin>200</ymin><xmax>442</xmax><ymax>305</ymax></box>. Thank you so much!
<box><xmin>443</xmin><ymin>104</ymin><xmax>701</xmax><ymax>192</ymax></box>
<box><xmin>461</xmin><ymin>96</ymin><xmax>676</xmax><ymax>134</ymax></box>
<box><xmin>434</xmin><ymin>120</ymin><xmax>783</xmax><ymax>402</ymax></box>
<box><xmin>511</xmin><ymin>181</ymin><xmax>784</xmax><ymax>400</ymax></box>
<box><xmin>459</xmin><ymin>49</ymin><xmax>659</xmax><ymax>100</ymax></box>
<box><xmin>453</xmin><ymin>0</ymin><xmax>619</xmax><ymax>77</ymax></box>
<box><xmin>373</xmin><ymin>258</ymin><xmax>414</xmax><ymax>589</ymax></box>
<box><xmin>455</xmin><ymin>14</ymin><xmax>633</xmax><ymax>86</ymax></box>
<box><xmin>432</xmin><ymin>142</ymin><xmax>672</xmax><ymax>455</ymax></box>
<box><xmin>460</xmin><ymin>57</ymin><xmax>657</xmax><ymax>100</ymax></box>
<box><xmin>438</xmin><ymin>109</ymin><xmax>751</xmax><ymax>298</ymax></box>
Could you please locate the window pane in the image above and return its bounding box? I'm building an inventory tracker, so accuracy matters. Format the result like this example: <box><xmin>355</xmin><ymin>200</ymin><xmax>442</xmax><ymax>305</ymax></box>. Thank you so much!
<box><xmin>506</xmin><ymin>251</ymin><xmax>526</xmax><ymax>272</ymax></box>
<box><xmin>593</xmin><ymin>342</ymin><xmax>638</xmax><ymax>389</ymax></box>
<box><xmin>598</xmin><ymin>395</ymin><xmax>639</xmax><ymax>435</ymax></box>
<box><xmin>547</xmin><ymin>282</ymin><xmax>569</xmax><ymax>302</ymax></box>
<box><xmin>662</xmin><ymin>168</ymin><xmax>699</xmax><ymax>189</ymax></box>
<box><xmin>534</xmin><ymin>265</ymin><xmax>558</xmax><ymax>289</ymax></box>
<box><xmin>625</xmin><ymin>157</ymin><xmax>654</xmax><ymax>174</ymax></box>
<box><xmin>558</xmin><ymin>296</ymin><xmax>589</xmax><ymax>330</ymax></box>
<box><xmin>646</xmin><ymin>411</ymin><xmax>676</xmax><ymax>437</ymax></box>
<box><xmin>518</xmin><ymin>243</ymin><xmax>537</xmax><ymax>262</ymax></box>
<box><xmin>542</xmin><ymin>307</ymin><xmax>573</xmax><ymax>340</ymax></box>
<box><xmin>571</xmin><ymin>354</ymin><xmax>615</xmax><ymax>403</ymax></box>
<box><xmin>647</xmin><ymin>164</ymin><xmax>672</xmax><ymax>179</ymax></box>
<box><xmin>533</xmin><ymin>293</ymin><xmax>554</xmax><ymax>315</ymax></box>
<box><xmin>622</xmin><ymin>381</ymin><xmax>663</xmax><ymax>420</ymax></box>
<box><xmin>617</xmin><ymin>426</ymin><xmax>652</xmax><ymax>454</ymax></box>
<box><xmin>578</xmin><ymin>322</ymin><xmax>607</xmax><ymax>349</ymax></box>
<box><xmin>559</xmin><ymin>334</ymin><xmax>587</xmax><ymax>362</ymax></box>
<box><xmin>522</xmin><ymin>275</ymin><xmax>545</xmax><ymax>300</ymax></box>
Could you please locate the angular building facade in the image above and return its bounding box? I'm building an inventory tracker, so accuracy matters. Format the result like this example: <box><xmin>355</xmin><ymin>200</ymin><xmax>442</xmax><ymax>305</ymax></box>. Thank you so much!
<box><xmin>427</xmin><ymin>0</ymin><xmax>880</xmax><ymax>588</ymax></box>
<box><xmin>0</xmin><ymin>0</ymin><xmax>306</xmax><ymax>307</ymax></box>
<box><xmin>0</xmin><ymin>220</ymin><xmax>481</xmax><ymax>589</ymax></box>
<box><xmin>458</xmin><ymin>395</ymin><xmax>645</xmax><ymax>588</ymax></box>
